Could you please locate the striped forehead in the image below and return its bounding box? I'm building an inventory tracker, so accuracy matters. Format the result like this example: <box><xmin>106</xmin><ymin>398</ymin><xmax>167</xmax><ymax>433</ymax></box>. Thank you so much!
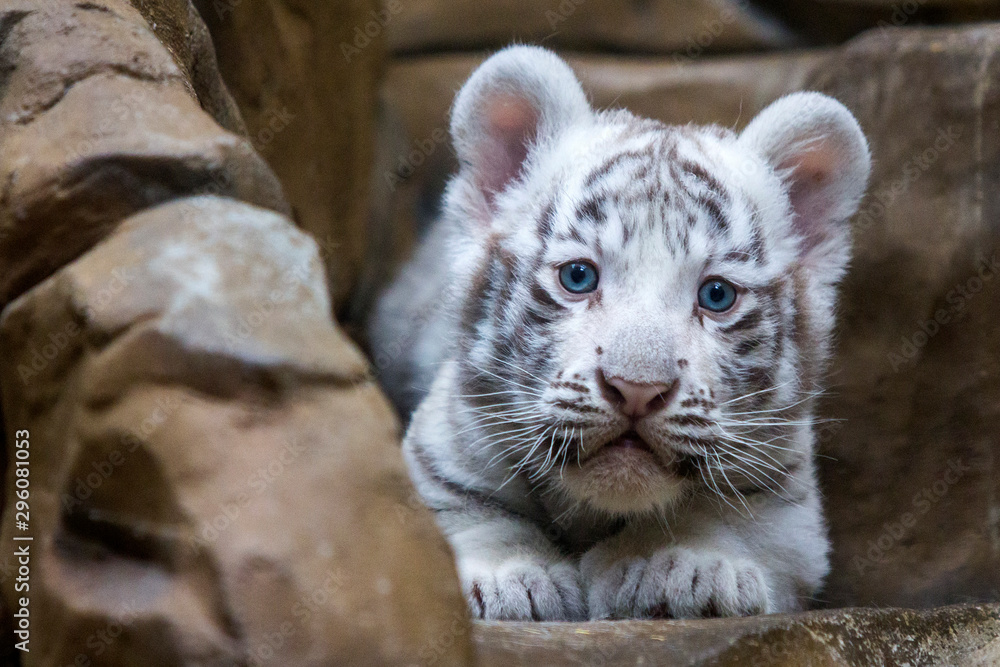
<box><xmin>541</xmin><ymin>125</ymin><xmax>762</xmax><ymax>266</ymax></box>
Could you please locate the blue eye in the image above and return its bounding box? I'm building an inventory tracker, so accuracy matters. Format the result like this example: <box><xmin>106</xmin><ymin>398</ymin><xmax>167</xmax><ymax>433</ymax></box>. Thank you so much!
<box><xmin>558</xmin><ymin>261</ymin><xmax>599</xmax><ymax>294</ymax></box>
<box><xmin>698</xmin><ymin>279</ymin><xmax>738</xmax><ymax>312</ymax></box>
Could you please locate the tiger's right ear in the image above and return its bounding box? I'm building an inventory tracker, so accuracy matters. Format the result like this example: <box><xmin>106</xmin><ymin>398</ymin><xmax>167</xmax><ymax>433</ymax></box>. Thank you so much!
<box><xmin>450</xmin><ymin>46</ymin><xmax>592</xmax><ymax>218</ymax></box>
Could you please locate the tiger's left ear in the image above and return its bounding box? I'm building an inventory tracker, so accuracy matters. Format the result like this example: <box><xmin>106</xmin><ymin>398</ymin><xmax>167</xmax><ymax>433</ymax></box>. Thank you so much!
<box><xmin>739</xmin><ymin>92</ymin><xmax>871</xmax><ymax>274</ymax></box>
<box><xmin>450</xmin><ymin>46</ymin><xmax>592</xmax><ymax>219</ymax></box>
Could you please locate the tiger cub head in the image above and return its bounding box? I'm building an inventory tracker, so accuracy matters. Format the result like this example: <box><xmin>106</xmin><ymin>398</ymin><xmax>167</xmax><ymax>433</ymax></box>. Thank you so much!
<box><xmin>447</xmin><ymin>46</ymin><xmax>870</xmax><ymax>515</ymax></box>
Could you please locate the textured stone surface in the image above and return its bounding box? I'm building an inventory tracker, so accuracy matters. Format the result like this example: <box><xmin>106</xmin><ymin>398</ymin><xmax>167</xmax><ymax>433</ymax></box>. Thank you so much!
<box><xmin>129</xmin><ymin>0</ymin><xmax>249</xmax><ymax>135</ymax></box>
<box><xmin>196</xmin><ymin>0</ymin><xmax>386</xmax><ymax>313</ymax></box>
<box><xmin>474</xmin><ymin>603</ymin><xmax>1000</xmax><ymax>666</ymax></box>
<box><xmin>0</xmin><ymin>0</ymin><xmax>288</xmax><ymax>309</ymax></box>
<box><xmin>0</xmin><ymin>197</ymin><xmax>472</xmax><ymax>666</ymax></box>
<box><xmin>386</xmin><ymin>0</ymin><xmax>798</xmax><ymax>54</ymax></box>
<box><xmin>372</xmin><ymin>23</ymin><xmax>1000</xmax><ymax>614</ymax></box>
<box><xmin>378</xmin><ymin>50</ymin><xmax>824</xmax><ymax>155</ymax></box>
<box><xmin>0</xmin><ymin>1</ymin><xmax>472</xmax><ymax>665</ymax></box>
<box><xmin>807</xmin><ymin>24</ymin><xmax>1000</xmax><ymax>609</ymax></box>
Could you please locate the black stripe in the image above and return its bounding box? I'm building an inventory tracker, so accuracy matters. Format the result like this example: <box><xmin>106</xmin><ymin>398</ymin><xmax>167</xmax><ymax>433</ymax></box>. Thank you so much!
<box><xmin>537</xmin><ymin>200</ymin><xmax>556</xmax><ymax>239</ymax></box>
<box><xmin>411</xmin><ymin>445</ymin><xmax>539</xmax><ymax>523</ymax></box>
<box><xmin>583</xmin><ymin>149</ymin><xmax>650</xmax><ymax>190</ymax></box>
<box><xmin>553</xmin><ymin>399</ymin><xmax>602</xmax><ymax>414</ymax></box>
<box><xmin>749</xmin><ymin>220</ymin><xmax>766</xmax><ymax>263</ymax></box>
<box><xmin>697</xmin><ymin>194</ymin><xmax>728</xmax><ymax>233</ymax></box>
<box><xmin>680</xmin><ymin>160</ymin><xmax>728</xmax><ymax>202</ymax></box>
<box><xmin>735</xmin><ymin>336</ymin><xmax>765</xmax><ymax>356</ymax></box>
<box><xmin>666</xmin><ymin>414</ymin><xmax>713</xmax><ymax>428</ymax></box>
<box><xmin>575</xmin><ymin>195</ymin><xmax>606</xmax><ymax>225</ymax></box>
<box><xmin>742</xmin><ymin>366</ymin><xmax>774</xmax><ymax>394</ymax></box>
<box><xmin>530</xmin><ymin>280</ymin><xmax>565</xmax><ymax>312</ymax></box>
<box><xmin>722</xmin><ymin>309</ymin><xmax>763</xmax><ymax>334</ymax></box>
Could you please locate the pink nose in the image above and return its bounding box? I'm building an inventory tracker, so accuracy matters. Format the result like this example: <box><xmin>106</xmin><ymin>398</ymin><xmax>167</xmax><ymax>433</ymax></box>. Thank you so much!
<box><xmin>598</xmin><ymin>372</ymin><xmax>677</xmax><ymax>419</ymax></box>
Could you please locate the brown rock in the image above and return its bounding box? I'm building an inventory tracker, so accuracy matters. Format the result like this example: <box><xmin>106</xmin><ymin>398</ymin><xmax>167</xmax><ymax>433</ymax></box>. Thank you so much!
<box><xmin>128</xmin><ymin>0</ymin><xmax>249</xmax><ymax>135</ymax></box>
<box><xmin>807</xmin><ymin>23</ymin><xmax>1000</xmax><ymax>609</ymax></box>
<box><xmin>386</xmin><ymin>0</ymin><xmax>798</xmax><ymax>54</ymax></box>
<box><xmin>822</xmin><ymin>0</ymin><xmax>997</xmax><ymax>4</ymax></box>
<box><xmin>473</xmin><ymin>603</ymin><xmax>1000</xmax><ymax>666</ymax></box>
<box><xmin>0</xmin><ymin>196</ymin><xmax>472</xmax><ymax>666</ymax></box>
<box><xmin>0</xmin><ymin>1</ymin><xmax>472</xmax><ymax>664</ymax></box>
<box><xmin>758</xmin><ymin>0</ymin><xmax>1000</xmax><ymax>45</ymax></box>
<box><xmin>195</xmin><ymin>0</ymin><xmax>386</xmax><ymax>313</ymax></box>
<box><xmin>0</xmin><ymin>0</ymin><xmax>288</xmax><ymax>308</ymax></box>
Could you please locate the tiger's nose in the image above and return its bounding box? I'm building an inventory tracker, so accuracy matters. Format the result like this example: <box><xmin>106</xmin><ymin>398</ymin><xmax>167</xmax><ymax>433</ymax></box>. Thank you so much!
<box><xmin>597</xmin><ymin>370</ymin><xmax>678</xmax><ymax>419</ymax></box>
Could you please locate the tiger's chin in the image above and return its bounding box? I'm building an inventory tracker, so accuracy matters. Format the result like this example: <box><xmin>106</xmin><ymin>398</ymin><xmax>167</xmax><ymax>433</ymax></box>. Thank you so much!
<box><xmin>561</xmin><ymin>431</ymin><xmax>689</xmax><ymax>515</ymax></box>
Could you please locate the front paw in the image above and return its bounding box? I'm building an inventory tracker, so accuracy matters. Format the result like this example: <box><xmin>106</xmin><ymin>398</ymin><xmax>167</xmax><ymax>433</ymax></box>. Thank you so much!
<box><xmin>587</xmin><ymin>547</ymin><xmax>770</xmax><ymax>620</ymax></box>
<box><xmin>459</xmin><ymin>557</ymin><xmax>585</xmax><ymax>621</ymax></box>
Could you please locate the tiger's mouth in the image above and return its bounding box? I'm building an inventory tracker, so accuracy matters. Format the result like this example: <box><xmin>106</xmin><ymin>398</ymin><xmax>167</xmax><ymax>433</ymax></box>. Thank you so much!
<box><xmin>564</xmin><ymin>427</ymin><xmax>693</xmax><ymax>514</ymax></box>
<box><xmin>586</xmin><ymin>429</ymin><xmax>701</xmax><ymax>479</ymax></box>
<box><xmin>602</xmin><ymin>430</ymin><xmax>652</xmax><ymax>452</ymax></box>
<box><xmin>585</xmin><ymin>429</ymin><xmax>661</xmax><ymax>469</ymax></box>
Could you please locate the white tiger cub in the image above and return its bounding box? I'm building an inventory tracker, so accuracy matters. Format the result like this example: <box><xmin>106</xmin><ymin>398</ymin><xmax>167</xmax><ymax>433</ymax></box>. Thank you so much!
<box><xmin>370</xmin><ymin>46</ymin><xmax>870</xmax><ymax>620</ymax></box>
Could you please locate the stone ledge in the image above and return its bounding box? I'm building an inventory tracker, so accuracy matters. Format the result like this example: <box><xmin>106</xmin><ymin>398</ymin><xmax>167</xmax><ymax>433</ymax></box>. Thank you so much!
<box><xmin>473</xmin><ymin>603</ymin><xmax>1000</xmax><ymax>666</ymax></box>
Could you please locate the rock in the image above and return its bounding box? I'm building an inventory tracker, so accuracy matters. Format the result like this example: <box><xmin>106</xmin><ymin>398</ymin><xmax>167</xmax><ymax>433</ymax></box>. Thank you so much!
<box><xmin>195</xmin><ymin>0</ymin><xmax>386</xmax><ymax>313</ymax></box>
<box><xmin>806</xmin><ymin>24</ymin><xmax>1000</xmax><ymax>609</ymax></box>
<box><xmin>128</xmin><ymin>0</ymin><xmax>249</xmax><ymax>136</ymax></box>
<box><xmin>386</xmin><ymin>0</ymin><xmax>799</xmax><ymax>55</ymax></box>
<box><xmin>0</xmin><ymin>0</ymin><xmax>288</xmax><ymax>308</ymax></box>
<box><xmin>759</xmin><ymin>0</ymin><xmax>1000</xmax><ymax>44</ymax></box>
<box><xmin>0</xmin><ymin>197</ymin><xmax>472</xmax><ymax>666</ymax></box>
<box><xmin>0</xmin><ymin>1</ymin><xmax>473</xmax><ymax>664</ymax></box>
<box><xmin>372</xmin><ymin>23</ymin><xmax>1000</xmax><ymax>612</ymax></box>
<box><xmin>473</xmin><ymin>603</ymin><xmax>1000</xmax><ymax>665</ymax></box>
<box><xmin>823</xmin><ymin>0</ymin><xmax>997</xmax><ymax>4</ymax></box>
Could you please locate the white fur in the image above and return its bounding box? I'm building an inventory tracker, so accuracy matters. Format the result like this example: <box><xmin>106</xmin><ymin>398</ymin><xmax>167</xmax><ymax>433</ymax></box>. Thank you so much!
<box><xmin>372</xmin><ymin>47</ymin><xmax>870</xmax><ymax>621</ymax></box>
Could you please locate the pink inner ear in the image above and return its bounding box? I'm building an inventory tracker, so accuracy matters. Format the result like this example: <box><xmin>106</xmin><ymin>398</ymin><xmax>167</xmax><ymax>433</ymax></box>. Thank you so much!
<box><xmin>782</xmin><ymin>141</ymin><xmax>840</xmax><ymax>252</ymax></box>
<box><xmin>476</xmin><ymin>93</ymin><xmax>540</xmax><ymax>206</ymax></box>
